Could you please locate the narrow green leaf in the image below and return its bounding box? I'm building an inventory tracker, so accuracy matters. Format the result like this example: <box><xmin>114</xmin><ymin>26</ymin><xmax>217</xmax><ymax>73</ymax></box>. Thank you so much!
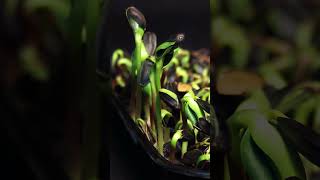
<box><xmin>250</xmin><ymin>116</ymin><xmax>306</xmax><ymax>180</ymax></box>
<box><xmin>259</xmin><ymin>64</ymin><xmax>287</xmax><ymax>90</ymax></box>
<box><xmin>212</xmin><ymin>17</ymin><xmax>250</xmax><ymax>68</ymax></box>
<box><xmin>240</xmin><ymin>130</ymin><xmax>278</xmax><ymax>180</ymax></box>
<box><xmin>276</xmin><ymin>88</ymin><xmax>312</xmax><ymax>113</ymax></box>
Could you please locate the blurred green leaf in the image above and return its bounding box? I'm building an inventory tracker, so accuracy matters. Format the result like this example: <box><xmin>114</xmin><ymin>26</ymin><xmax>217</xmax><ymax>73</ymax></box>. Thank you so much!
<box><xmin>227</xmin><ymin>0</ymin><xmax>254</xmax><ymax>21</ymax></box>
<box><xmin>236</xmin><ymin>90</ymin><xmax>271</xmax><ymax>112</ymax></box>
<box><xmin>249</xmin><ymin>116</ymin><xmax>306</xmax><ymax>180</ymax></box>
<box><xmin>294</xmin><ymin>98</ymin><xmax>316</xmax><ymax>125</ymax></box>
<box><xmin>25</xmin><ymin>0</ymin><xmax>70</xmax><ymax>30</ymax></box>
<box><xmin>212</xmin><ymin>17</ymin><xmax>250</xmax><ymax>68</ymax></box>
<box><xmin>19</xmin><ymin>45</ymin><xmax>49</xmax><ymax>81</ymax></box>
<box><xmin>277</xmin><ymin>117</ymin><xmax>320</xmax><ymax>167</ymax></box>
<box><xmin>267</xmin><ymin>10</ymin><xmax>297</xmax><ymax>40</ymax></box>
<box><xmin>240</xmin><ymin>130</ymin><xmax>278</xmax><ymax>180</ymax></box>
<box><xmin>276</xmin><ymin>88</ymin><xmax>312</xmax><ymax>113</ymax></box>
<box><xmin>295</xmin><ymin>22</ymin><xmax>314</xmax><ymax>50</ymax></box>
<box><xmin>259</xmin><ymin>63</ymin><xmax>287</xmax><ymax>90</ymax></box>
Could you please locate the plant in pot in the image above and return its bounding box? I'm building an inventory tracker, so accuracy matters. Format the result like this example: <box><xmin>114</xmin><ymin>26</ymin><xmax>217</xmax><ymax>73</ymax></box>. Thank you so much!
<box><xmin>110</xmin><ymin>6</ymin><xmax>212</xmax><ymax>179</ymax></box>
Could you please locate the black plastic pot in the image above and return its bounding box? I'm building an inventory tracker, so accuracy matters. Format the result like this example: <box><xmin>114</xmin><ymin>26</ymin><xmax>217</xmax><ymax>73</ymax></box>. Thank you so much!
<box><xmin>110</xmin><ymin>94</ymin><xmax>210</xmax><ymax>179</ymax></box>
<box><xmin>97</xmin><ymin>1</ymin><xmax>211</xmax><ymax>179</ymax></box>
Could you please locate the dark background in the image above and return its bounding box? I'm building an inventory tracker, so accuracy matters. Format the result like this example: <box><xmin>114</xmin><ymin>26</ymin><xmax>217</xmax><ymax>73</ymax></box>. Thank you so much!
<box><xmin>0</xmin><ymin>0</ymin><xmax>210</xmax><ymax>179</ymax></box>
<box><xmin>100</xmin><ymin>0</ymin><xmax>211</xmax><ymax>180</ymax></box>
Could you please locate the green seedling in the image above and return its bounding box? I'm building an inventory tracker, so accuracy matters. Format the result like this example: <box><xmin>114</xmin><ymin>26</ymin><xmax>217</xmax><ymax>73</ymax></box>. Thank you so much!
<box><xmin>171</xmin><ymin>130</ymin><xmax>183</xmax><ymax>149</ymax></box>
<box><xmin>112</xmin><ymin>49</ymin><xmax>125</xmax><ymax>68</ymax></box>
<box><xmin>182</xmin><ymin>91</ymin><xmax>205</xmax><ymax>125</ymax></box>
<box><xmin>126</xmin><ymin>6</ymin><xmax>146</xmax><ymax>76</ymax></box>
<box><xmin>170</xmin><ymin>129</ymin><xmax>195</xmax><ymax>158</ymax></box>
<box><xmin>126</xmin><ymin>6</ymin><xmax>143</xmax><ymax>119</ymax></box>
<box><xmin>166</xmin><ymin>48</ymin><xmax>191</xmax><ymax>69</ymax></box>
<box><xmin>147</xmin><ymin>34</ymin><xmax>184</xmax><ymax>155</ymax></box>
<box><xmin>197</xmin><ymin>87</ymin><xmax>210</xmax><ymax>102</ymax></box>
<box><xmin>179</xmin><ymin>49</ymin><xmax>191</xmax><ymax>68</ymax></box>
<box><xmin>112</xmin><ymin>49</ymin><xmax>132</xmax><ymax>72</ymax></box>
<box><xmin>159</xmin><ymin>88</ymin><xmax>180</xmax><ymax>109</ymax></box>
<box><xmin>112</xmin><ymin>6</ymin><xmax>211</xmax><ymax>169</ymax></box>
<box><xmin>196</xmin><ymin>147</ymin><xmax>210</xmax><ymax>167</ymax></box>
<box><xmin>176</xmin><ymin>67</ymin><xmax>189</xmax><ymax>83</ymax></box>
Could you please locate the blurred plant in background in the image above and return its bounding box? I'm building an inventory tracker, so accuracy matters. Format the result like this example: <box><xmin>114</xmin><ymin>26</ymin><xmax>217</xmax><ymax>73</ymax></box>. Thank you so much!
<box><xmin>212</xmin><ymin>0</ymin><xmax>320</xmax><ymax>179</ymax></box>
<box><xmin>0</xmin><ymin>0</ymin><xmax>106</xmax><ymax>180</ymax></box>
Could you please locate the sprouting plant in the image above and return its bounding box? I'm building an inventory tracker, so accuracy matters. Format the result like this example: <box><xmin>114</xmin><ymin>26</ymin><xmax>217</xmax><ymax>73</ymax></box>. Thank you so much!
<box><xmin>112</xmin><ymin>6</ymin><xmax>211</xmax><ymax>169</ymax></box>
<box><xmin>126</xmin><ymin>7</ymin><xmax>147</xmax><ymax>77</ymax></box>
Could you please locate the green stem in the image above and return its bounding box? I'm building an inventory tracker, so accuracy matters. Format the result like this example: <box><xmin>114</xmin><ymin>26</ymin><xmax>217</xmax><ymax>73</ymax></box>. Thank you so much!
<box><xmin>164</xmin><ymin>128</ymin><xmax>170</xmax><ymax>144</ymax></box>
<box><xmin>130</xmin><ymin>33</ymin><xmax>143</xmax><ymax>120</ymax></box>
<box><xmin>181</xmin><ymin>141</ymin><xmax>188</xmax><ymax>158</ymax></box>
<box><xmin>155</xmin><ymin>93</ymin><xmax>164</xmax><ymax>155</ymax></box>
<box><xmin>155</xmin><ymin>60</ymin><xmax>163</xmax><ymax>89</ymax></box>
<box><xmin>131</xmin><ymin>31</ymin><xmax>144</xmax><ymax>77</ymax></box>
<box><xmin>150</xmin><ymin>70</ymin><xmax>164</xmax><ymax>155</ymax></box>
<box><xmin>144</xmin><ymin>100</ymin><xmax>150</xmax><ymax>124</ymax></box>
<box><xmin>135</xmin><ymin>34</ymin><xmax>143</xmax><ymax>119</ymax></box>
<box><xmin>136</xmin><ymin>86</ymin><xmax>142</xmax><ymax>120</ymax></box>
